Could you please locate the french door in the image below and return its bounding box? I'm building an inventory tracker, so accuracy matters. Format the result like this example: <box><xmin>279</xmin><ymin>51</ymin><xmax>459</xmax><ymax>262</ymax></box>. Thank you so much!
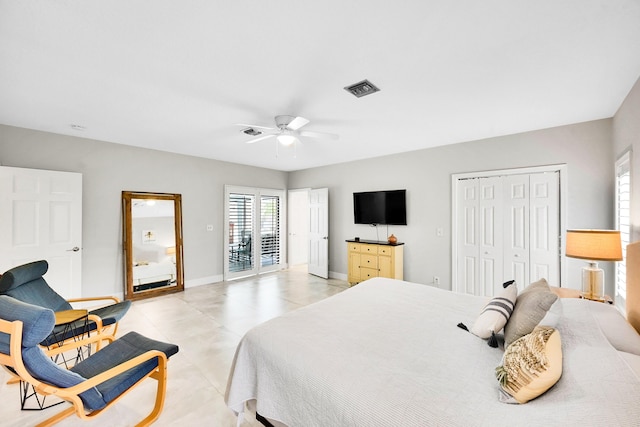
<box><xmin>224</xmin><ymin>185</ymin><xmax>286</xmax><ymax>280</ymax></box>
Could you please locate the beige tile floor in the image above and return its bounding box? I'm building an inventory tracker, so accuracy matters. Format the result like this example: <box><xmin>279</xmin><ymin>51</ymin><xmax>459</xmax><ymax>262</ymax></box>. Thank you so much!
<box><xmin>0</xmin><ymin>266</ymin><xmax>349</xmax><ymax>426</ymax></box>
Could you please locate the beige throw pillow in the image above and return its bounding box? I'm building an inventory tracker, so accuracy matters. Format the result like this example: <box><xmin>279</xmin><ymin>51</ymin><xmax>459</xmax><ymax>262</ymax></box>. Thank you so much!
<box><xmin>504</xmin><ymin>278</ymin><xmax>558</xmax><ymax>347</ymax></box>
<box><xmin>496</xmin><ymin>326</ymin><xmax>562</xmax><ymax>404</ymax></box>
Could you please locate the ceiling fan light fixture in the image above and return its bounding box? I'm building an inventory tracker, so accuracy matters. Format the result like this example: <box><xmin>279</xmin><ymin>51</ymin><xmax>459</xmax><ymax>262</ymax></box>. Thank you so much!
<box><xmin>276</xmin><ymin>133</ymin><xmax>298</xmax><ymax>146</ymax></box>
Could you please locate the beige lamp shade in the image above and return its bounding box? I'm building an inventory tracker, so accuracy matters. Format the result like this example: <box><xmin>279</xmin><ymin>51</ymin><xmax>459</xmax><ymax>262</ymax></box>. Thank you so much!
<box><xmin>565</xmin><ymin>229</ymin><xmax>623</xmax><ymax>261</ymax></box>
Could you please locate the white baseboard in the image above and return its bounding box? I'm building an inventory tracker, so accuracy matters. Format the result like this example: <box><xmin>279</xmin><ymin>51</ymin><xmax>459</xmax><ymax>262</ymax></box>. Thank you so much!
<box><xmin>329</xmin><ymin>271</ymin><xmax>347</xmax><ymax>281</ymax></box>
<box><xmin>185</xmin><ymin>275</ymin><xmax>223</xmax><ymax>289</ymax></box>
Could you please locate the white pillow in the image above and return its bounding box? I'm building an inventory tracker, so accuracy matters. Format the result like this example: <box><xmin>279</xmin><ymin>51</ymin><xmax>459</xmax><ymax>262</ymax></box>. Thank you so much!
<box><xmin>471</xmin><ymin>281</ymin><xmax>518</xmax><ymax>339</ymax></box>
<box><xmin>587</xmin><ymin>301</ymin><xmax>640</xmax><ymax>355</ymax></box>
<box><xmin>539</xmin><ymin>298</ymin><xmax>563</xmax><ymax>327</ymax></box>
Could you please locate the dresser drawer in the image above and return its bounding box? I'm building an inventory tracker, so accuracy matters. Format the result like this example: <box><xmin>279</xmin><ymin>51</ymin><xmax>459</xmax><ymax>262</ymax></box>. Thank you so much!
<box><xmin>360</xmin><ymin>267</ymin><xmax>379</xmax><ymax>280</ymax></box>
<box><xmin>348</xmin><ymin>243</ymin><xmax>362</xmax><ymax>253</ymax></box>
<box><xmin>360</xmin><ymin>245</ymin><xmax>378</xmax><ymax>255</ymax></box>
<box><xmin>360</xmin><ymin>254</ymin><xmax>378</xmax><ymax>269</ymax></box>
<box><xmin>378</xmin><ymin>246</ymin><xmax>393</xmax><ymax>256</ymax></box>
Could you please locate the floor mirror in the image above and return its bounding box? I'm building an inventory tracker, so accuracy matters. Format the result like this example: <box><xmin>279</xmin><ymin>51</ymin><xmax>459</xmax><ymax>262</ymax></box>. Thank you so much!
<box><xmin>122</xmin><ymin>191</ymin><xmax>184</xmax><ymax>300</ymax></box>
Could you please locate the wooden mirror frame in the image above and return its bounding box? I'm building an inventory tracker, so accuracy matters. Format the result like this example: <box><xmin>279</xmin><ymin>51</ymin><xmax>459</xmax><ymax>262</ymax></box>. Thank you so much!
<box><xmin>122</xmin><ymin>191</ymin><xmax>184</xmax><ymax>301</ymax></box>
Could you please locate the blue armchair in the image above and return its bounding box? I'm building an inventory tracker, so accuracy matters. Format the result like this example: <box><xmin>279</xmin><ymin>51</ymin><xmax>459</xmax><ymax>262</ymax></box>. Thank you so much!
<box><xmin>0</xmin><ymin>260</ymin><xmax>130</xmax><ymax>349</ymax></box>
<box><xmin>0</xmin><ymin>295</ymin><xmax>178</xmax><ymax>426</ymax></box>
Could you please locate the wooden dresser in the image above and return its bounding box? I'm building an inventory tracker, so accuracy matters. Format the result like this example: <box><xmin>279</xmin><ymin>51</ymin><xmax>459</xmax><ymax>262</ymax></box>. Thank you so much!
<box><xmin>346</xmin><ymin>239</ymin><xmax>404</xmax><ymax>285</ymax></box>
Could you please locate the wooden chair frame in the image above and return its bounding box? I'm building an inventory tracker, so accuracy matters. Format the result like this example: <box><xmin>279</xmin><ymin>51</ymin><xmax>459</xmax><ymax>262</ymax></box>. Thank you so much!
<box><xmin>0</xmin><ymin>318</ymin><xmax>169</xmax><ymax>427</ymax></box>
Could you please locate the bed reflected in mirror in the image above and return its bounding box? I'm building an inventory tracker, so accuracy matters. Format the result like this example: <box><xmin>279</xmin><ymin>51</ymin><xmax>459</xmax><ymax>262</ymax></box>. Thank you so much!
<box><xmin>122</xmin><ymin>191</ymin><xmax>184</xmax><ymax>300</ymax></box>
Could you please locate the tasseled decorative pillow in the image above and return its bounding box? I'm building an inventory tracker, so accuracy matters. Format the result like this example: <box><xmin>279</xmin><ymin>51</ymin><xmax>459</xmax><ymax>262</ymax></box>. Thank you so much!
<box><xmin>495</xmin><ymin>326</ymin><xmax>562</xmax><ymax>404</ymax></box>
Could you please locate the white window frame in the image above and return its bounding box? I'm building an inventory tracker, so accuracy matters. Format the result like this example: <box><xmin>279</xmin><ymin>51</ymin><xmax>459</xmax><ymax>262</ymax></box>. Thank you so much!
<box><xmin>615</xmin><ymin>150</ymin><xmax>632</xmax><ymax>311</ymax></box>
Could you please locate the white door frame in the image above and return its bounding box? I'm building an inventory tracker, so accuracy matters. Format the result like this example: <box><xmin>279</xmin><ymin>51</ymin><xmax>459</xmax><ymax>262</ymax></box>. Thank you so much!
<box><xmin>287</xmin><ymin>188</ymin><xmax>310</xmax><ymax>267</ymax></box>
<box><xmin>451</xmin><ymin>164</ymin><xmax>568</xmax><ymax>290</ymax></box>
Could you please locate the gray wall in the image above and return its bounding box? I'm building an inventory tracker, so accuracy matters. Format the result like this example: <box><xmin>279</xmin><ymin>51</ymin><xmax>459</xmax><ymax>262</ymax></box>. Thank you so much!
<box><xmin>288</xmin><ymin>119</ymin><xmax>615</xmax><ymax>292</ymax></box>
<box><xmin>0</xmin><ymin>124</ymin><xmax>287</xmax><ymax>298</ymax></box>
<box><xmin>0</xmin><ymin>112</ymin><xmax>623</xmax><ymax>298</ymax></box>
<box><xmin>613</xmin><ymin>75</ymin><xmax>640</xmax><ymax>243</ymax></box>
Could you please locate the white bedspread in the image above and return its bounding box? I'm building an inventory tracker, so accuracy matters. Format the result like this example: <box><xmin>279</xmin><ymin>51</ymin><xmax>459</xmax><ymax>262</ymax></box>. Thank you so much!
<box><xmin>133</xmin><ymin>261</ymin><xmax>175</xmax><ymax>284</ymax></box>
<box><xmin>225</xmin><ymin>277</ymin><xmax>640</xmax><ymax>426</ymax></box>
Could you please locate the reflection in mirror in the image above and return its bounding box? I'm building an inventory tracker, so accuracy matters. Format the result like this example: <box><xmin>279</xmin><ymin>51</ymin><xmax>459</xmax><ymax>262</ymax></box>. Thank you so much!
<box><xmin>122</xmin><ymin>192</ymin><xmax>184</xmax><ymax>300</ymax></box>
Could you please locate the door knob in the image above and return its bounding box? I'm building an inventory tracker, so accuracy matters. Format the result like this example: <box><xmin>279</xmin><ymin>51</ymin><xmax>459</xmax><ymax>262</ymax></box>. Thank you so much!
<box><xmin>67</xmin><ymin>246</ymin><xmax>80</xmax><ymax>252</ymax></box>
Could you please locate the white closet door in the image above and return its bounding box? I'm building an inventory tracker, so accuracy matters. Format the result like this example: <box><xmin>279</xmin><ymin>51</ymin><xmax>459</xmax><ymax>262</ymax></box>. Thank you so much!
<box><xmin>453</xmin><ymin>166</ymin><xmax>564</xmax><ymax>296</ymax></box>
<box><xmin>456</xmin><ymin>179</ymin><xmax>479</xmax><ymax>295</ymax></box>
<box><xmin>529</xmin><ymin>172</ymin><xmax>560</xmax><ymax>285</ymax></box>
<box><xmin>503</xmin><ymin>174</ymin><xmax>530</xmax><ymax>289</ymax></box>
<box><xmin>479</xmin><ymin>177</ymin><xmax>504</xmax><ymax>296</ymax></box>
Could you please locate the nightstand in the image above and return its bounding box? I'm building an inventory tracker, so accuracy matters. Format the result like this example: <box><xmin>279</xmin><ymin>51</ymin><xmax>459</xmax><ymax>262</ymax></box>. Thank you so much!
<box><xmin>580</xmin><ymin>294</ymin><xmax>614</xmax><ymax>304</ymax></box>
<box><xmin>550</xmin><ymin>287</ymin><xmax>613</xmax><ymax>304</ymax></box>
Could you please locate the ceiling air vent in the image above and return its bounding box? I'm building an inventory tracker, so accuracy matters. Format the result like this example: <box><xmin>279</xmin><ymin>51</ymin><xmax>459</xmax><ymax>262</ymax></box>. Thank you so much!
<box><xmin>242</xmin><ymin>127</ymin><xmax>262</xmax><ymax>136</ymax></box>
<box><xmin>344</xmin><ymin>79</ymin><xmax>380</xmax><ymax>98</ymax></box>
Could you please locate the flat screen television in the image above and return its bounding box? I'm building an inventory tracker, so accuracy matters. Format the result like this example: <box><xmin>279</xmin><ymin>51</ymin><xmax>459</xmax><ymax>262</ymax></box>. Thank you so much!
<box><xmin>353</xmin><ymin>189</ymin><xmax>407</xmax><ymax>225</ymax></box>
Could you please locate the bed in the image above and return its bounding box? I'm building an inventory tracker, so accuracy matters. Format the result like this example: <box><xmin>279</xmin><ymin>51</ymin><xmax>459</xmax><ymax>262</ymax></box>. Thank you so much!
<box><xmin>225</xmin><ymin>242</ymin><xmax>640</xmax><ymax>427</ymax></box>
<box><xmin>133</xmin><ymin>261</ymin><xmax>176</xmax><ymax>288</ymax></box>
<box><xmin>132</xmin><ymin>245</ymin><xmax>176</xmax><ymax>291</ymax></box>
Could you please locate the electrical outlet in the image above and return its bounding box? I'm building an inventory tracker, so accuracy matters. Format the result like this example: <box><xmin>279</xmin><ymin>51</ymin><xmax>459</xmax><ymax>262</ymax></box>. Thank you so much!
<box><xmin>206</xmin><ymin>224</ymin><xmax>213</xmax><ymax>231</ymax></box>
<box><xmin>434</xmin><ymin>276</ymin><xmax>440</xmax><ymax>285</ymax></box>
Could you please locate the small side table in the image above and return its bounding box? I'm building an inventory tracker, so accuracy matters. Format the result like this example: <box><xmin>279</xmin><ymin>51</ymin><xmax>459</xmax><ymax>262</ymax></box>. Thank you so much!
<box><xmin>49</xmin><ymin>309</ymin><xmax>90</xmax><ymax>368</ymax></box>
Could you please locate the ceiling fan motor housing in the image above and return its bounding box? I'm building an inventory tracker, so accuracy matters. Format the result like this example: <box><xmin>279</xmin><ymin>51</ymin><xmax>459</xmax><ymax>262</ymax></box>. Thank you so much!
<box><xmin>275</xmin><ymin>115</ymin><xmax>296</xmax><ymax>129</ymax></box>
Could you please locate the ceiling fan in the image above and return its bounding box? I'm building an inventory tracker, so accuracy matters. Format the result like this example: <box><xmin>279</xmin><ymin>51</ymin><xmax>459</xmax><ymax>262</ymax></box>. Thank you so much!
<box><xmin>237</xmin><ymin>115</ymin><xmax>339</xmax><ymax>146</ymax></box>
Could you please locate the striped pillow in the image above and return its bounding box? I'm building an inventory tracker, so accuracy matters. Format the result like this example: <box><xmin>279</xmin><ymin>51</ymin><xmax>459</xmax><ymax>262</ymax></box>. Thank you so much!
<box><xmin>471</xmin><ymin>281</ymin><xmax>518</xmax><ymax>339</ymax></box>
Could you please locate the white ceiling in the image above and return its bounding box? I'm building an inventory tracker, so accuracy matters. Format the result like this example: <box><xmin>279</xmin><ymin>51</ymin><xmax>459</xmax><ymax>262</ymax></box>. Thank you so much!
<box><xmin>1</xmin><ymin>1</ymin><xmax>640</xmax><ymax>172</ymax></box>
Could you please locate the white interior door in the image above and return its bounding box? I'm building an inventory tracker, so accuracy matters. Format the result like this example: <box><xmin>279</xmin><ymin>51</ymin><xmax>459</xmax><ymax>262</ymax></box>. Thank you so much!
<box><xmin>308</xmin><ymin>188</ymin><xmax>328</xmax><ymax>278</ymax></box>
<box><xmin>0</xmin><ymin>166</ymin><xmax>82</xmax><ymax>299</ymax></box>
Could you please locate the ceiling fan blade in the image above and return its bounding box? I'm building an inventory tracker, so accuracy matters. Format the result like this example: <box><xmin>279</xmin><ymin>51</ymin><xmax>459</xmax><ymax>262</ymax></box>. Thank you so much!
<box><xmin>299</xmin><ymin>130</ymin><xmax>339</xmax><ymax>140</ymax></box>
<box><xmin>287</xmin><ymin>116</ymin><xmax>310</xmax><ymax>130</ymax></box>
<box><xmin>246</xmin><ymin>134</ymin><xmax>276</xmax><ymax>144</ymax></box>
<box><xmin>235</xmin><ymin>123</ymin><xmax>276</xmax><ymax>130</ymax></box>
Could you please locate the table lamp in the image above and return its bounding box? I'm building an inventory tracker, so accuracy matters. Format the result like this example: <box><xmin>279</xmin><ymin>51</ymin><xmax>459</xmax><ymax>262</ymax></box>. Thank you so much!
<box><xmin>565</xmin><ymin>229</ymin><xmax>623</xmax><ymax>301</ymax></box>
